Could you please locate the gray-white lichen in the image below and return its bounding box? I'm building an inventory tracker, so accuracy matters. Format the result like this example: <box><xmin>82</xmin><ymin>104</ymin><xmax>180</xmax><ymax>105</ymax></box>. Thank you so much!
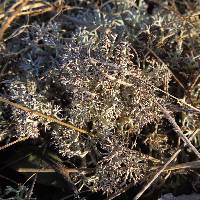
<box><xmin>0</xmin><ymin>4</ymin><xmax>176</xmax><ymax>194</ymax></box>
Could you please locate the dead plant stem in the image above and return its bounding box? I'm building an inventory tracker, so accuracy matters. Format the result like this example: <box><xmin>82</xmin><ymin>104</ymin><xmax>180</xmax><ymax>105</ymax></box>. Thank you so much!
<box><xmin>0</xmin><ymin>0</ymin><xmax>29</xmax><ymax>41</ymax></box>
<box><xmin>133</xmin><ymin>149</ymin><xmax>182</xmax><ymax>200</ymax></box>
<box><xmin>0</xmin><ymin>96</ymin><xmax>90</xmax><ymax>135</ymax></box>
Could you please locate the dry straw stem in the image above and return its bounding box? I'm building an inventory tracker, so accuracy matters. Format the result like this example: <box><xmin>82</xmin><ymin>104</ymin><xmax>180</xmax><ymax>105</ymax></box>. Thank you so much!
<box><xmin>0</xmin><ymin>0</ymin><xmax>78</xmax><ymax>24</ymax></box>
<box><xmin>21</xmin><ymin>159</ymin><xmax>198</xmax><ymax>174</ymax></box>
<box><xmin>0</xmin><ymin>96</ymin><xmax>91</xmax><ymax>136</ymax></box>
<box><xmin>154</xmin><ymin>87</ymin><xmax>200</xmax><ymax>113</ymax></box>
<box><xmin>0</xmin><ymin>135</ymin><xmax>30</xmax><ymax>151</ymax></box>
<box><xmin>190</xmin><ymin>72</ymin><xmax>200</xmax><ymax>91</ymax></box>
<box><xmin>27</xmin><ymin>173</ymin><xmax>37</xmax><ymax>200</ymax></box>
<box><xmin>17</xmin><ymin>166</ymin><xmax>94</xmax><ymax>174</ymax></box>
<box><xmin>0</xmin><ymin>0</ymin><xmax>29</xmax><ymax>41</ymax></box>
<box><xmin>17</xmin><ymin>168</ymin><xmax>78</xmax><ymax>173</ymax></box>
<box><xmin>154</xmin><ymin>100</ymin><xmax>200</xmax><ymax>159</ymax></box>
<box><xmin>163</xmin><ymin>160</ymin><xmax>200</xmax><ymax>172</ymax></box>
<box><xmin>44</xmin><ymin>158</ymin><xmax>78</xmax><ymax>181</ymax></box>
<box><xmin>0</xmin><ymin>0</ymin><xmax>78</xmax><ymax>41</ymax></box>
<box><xmin>133</xmin><ymin>149</ymin><xmax>182</xmax><ymax>200</ymax></box>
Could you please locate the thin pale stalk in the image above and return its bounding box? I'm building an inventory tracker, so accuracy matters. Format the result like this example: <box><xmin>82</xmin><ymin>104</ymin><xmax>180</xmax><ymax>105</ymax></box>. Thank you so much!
<box><xmin>0</xmin><ymin>96</ymin><xmax>91</xmax><ymax>136</ymax></box>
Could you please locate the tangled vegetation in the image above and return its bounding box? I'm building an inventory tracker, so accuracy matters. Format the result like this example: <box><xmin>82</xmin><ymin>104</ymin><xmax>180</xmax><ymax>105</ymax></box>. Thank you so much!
<box><xmin>0</xmin><ymin>0</ymin><xmax>199</xmax><ymax>199</ymax></box>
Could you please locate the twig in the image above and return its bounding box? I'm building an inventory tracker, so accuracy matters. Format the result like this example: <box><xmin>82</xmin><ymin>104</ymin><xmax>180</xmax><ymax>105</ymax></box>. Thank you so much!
<box><xmin>20</xmin><ymin>161</ymin><xmax>190</xmax><ymax>174</ymax></box>
<box><xmin>154</xmin><ymin>100</ymin><xmax>200</xmax><ymax>159</ymax></box>
<box><xmin>16</xmin><ymin>168</ymin><xmax>55</xmax><ymax>173</ymax></box>
<box><xmin>133</xmin><ymin>149</ymin><xmax>182</xmax><ymax>200</ymax></box>
<box><xmin>23</xmin><ymin>173</ymin><xmax>37</xmax><ymax>185</ymax></box>
<box><xmin>0</xmin><ymin>96</ymin><xmax>91</xmax><ymax>136</ymax></box>
<box><xmin>0</xmin><ymin>0</ymin><xmax>29</xmax><ymax>41</ymax></box>
<box><xmin>154</xmin><ymin>87</ymin><xmax>200</xmax><ymax>113</ymax></box>
<box><xmin>0</xmin><ymin>135</ymin><xmax>30</xmax><ymax>151</ymax></box>
<box><xmin>147</xmin><ymin>159</ymin><xmax>200</xmax><ymax>173</ymax></box>
<box><xmin>163</xmin><ymin>160</ymin><xmax>200</xmax><ymax>172</ymax></box>
<box><xmin>43</xmin><ymin>158</ymin><xmax>82</xmax><ymax>181</ymax></box>
<box><xmin>190</xmin><ymin>72</ymin><xmax>200</xmax><ymax>91</ymax></box>
<box><xmin>0</xmin><ymin>1</ymin><xmax>80</xmax><ymax>22</ymax></box>
<box><xmin>0</xmin><ymin>1</ymin><xmax>81</xmax><ymax>41</ymax></box>
<box><xmin>141</xmin><ymin>172</ymin><xmax>171</xmax><ymax>199</ymax></box>
<box><xmin>27</xmin><ymin>173</ymin><xmax>37</xmax><ymax>200</ymax></box>
<box><xmin>16</xmin><ymin>167</ymin><xmax>91</xmax><ymax>173</ymax></box>
<box><xmin>17</xmin><ymin>168</ymin><xmax>56</xmax><ymax>173</ymax></box>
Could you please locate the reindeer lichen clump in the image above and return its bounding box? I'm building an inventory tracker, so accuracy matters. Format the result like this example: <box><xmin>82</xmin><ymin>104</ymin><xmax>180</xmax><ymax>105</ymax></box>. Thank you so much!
<box><xmin>3</xmin><ymin>1</ymin><xmax>195</xmax><ymax>194</ymax></box>
<box><xmin>0</xmin><ymin>20</ymin><xmax>169</xmax><ymax>193</ymax></box>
